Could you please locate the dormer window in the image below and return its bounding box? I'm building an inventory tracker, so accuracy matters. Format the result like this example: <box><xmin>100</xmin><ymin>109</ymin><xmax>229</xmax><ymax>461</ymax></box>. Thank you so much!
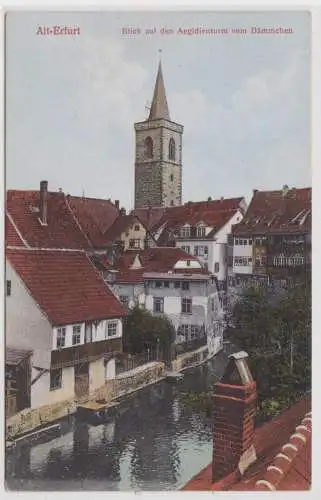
<box><xmin>180</xmin><ymin>225</ymin><xmax>191</xmax><ymax>238</ymax></box>
<box><xmin>169</xmin><ymin>138</ymin><xmax>176</xmax><ymax>161</ymax></box>
<box><xmin>197</xmin><ymin>224</ymin><xmax>206</xmax><ymax>237</ymax></box>
<box><xmin>144</xmin><ymin>137</ymin><xmax>153</xmax><ymax>158</ymax></box>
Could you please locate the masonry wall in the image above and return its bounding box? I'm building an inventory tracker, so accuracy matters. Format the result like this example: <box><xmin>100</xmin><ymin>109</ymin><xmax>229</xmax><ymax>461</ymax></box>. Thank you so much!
<box><xmin>6</xmin><ymin>261</ymin><xmax>52</xmax><ymax>369</ymax></box>
<box><xmin>134</xmin><ymin>118</ymin><xmax>183</xmax><ymax>208</ymax></box>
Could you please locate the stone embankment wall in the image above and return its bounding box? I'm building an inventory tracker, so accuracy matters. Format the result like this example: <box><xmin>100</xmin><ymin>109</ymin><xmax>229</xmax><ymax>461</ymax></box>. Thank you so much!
<box><xmin>6</xmin><ymin>362</ymin><xmax>165</xmax><ymax>440</ymax></box>
<box><xmin>172</xmin><ymin>345</ymin><xmax>209</xmax><ymax>372</ymax></box>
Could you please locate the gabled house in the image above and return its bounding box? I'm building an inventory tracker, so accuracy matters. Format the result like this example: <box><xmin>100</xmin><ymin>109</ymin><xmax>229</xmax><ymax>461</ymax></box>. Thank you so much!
<box><xmin>103</xmin><ymin>213</ymin><xmax>156</xmax><ymax>253</ymax></box>
<box><xmin>134</xmin><ymin>197</ymin><xmax>246</xmax><ymax>290</ymax></box>
<box><xmin>230</xmin><ymin>186</ymin><xmax>311</xmax><ymax>289</ymax></box>
<box><xmin>6</xmin><ymin>247</ymin><xmax>126</xmax><ymax>410</ymax></box>
<box><xmin>96</xmin><ymin>247</ymin><xmax>224</xmax><ymax>346</ymax></box>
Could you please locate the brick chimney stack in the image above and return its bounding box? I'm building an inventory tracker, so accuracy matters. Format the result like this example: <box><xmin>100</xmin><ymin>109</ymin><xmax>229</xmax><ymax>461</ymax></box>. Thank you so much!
<box><xmin>212</xmin><ymin>351</ymin><xmax>257</xmax><ymax>483</ymax></box>
<box><xmin>39</xmin><ymin>180</ymin><xmax>48</xmax><ymax>225</ymax></box>
<box><xmin>115</xmin><ymin>200</ymin><xmax>120</xmax><ymax>211</ymax></box>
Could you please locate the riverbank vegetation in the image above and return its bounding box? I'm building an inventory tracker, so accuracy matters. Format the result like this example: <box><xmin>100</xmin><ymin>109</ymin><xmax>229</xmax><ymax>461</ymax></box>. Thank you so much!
<box><xmin>122</xmin><ymin>306</ymin><xmax>175</xmax><ymax>361</ymax></box>
<box><xmin>183</xmin><ymin>279</ymin><xmax>311</xmax><ymax>425</ymax></box>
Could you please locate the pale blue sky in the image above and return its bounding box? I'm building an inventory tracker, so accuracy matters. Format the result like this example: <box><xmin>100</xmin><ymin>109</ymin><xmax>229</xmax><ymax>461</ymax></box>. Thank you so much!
<box><xmin>6</xmin><ymin>10</ymin><xmax>311</xmax><ymax>209</ymax></box>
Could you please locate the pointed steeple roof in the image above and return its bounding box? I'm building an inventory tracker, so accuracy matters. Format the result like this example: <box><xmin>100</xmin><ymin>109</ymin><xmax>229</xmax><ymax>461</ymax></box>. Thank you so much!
<box><xmin>148</xmin><ymin>61</ymin><xmax>170</xmax><ymax>121</ymax></box>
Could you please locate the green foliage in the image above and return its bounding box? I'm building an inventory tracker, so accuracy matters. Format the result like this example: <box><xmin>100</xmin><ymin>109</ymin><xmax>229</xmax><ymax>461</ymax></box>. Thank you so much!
<box><xmin>122</xmin><ymin>306</ymin><xmax>175</xmax><ymax>359</ymax></box>
<box><xmin>184</xmin><ymin>280</ymin><xmax>311</xmax><ymax>425</ymax></box>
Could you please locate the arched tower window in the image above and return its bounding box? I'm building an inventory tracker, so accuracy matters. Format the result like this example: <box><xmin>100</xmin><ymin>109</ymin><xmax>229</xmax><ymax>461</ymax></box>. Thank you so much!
<box><xmin>144</xmin><ymin>137</ymin><xmax>153</xmax><ymax>158</ymax></box>
<box><xmin>169</xmin><ymin>138</ymin><xmax>176</xmax><ymax>161</ymax></box>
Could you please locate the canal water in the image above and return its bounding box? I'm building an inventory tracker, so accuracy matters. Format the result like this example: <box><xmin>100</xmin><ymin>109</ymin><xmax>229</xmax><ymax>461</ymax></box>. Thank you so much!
<box><xmin>6</xmin><ymin>350</ymin><xmax>229</xmax><ymax>491</ymax></box>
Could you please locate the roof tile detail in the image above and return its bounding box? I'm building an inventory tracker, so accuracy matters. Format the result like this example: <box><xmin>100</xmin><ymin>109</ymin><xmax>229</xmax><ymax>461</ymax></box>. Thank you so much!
<box><xmin>6</xmin><ymin>248</ymin><xmax>126</xmax><ymax>326</ymax></box>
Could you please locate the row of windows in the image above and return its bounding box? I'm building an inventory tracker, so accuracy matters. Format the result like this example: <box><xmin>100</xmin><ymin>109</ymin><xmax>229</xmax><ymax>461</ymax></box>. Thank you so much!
<box><xmin>234</xmin><ymin>257</ymin><xmax>253</xmax><ymax>266</ymax></box>
<box><xmin>177</xmin><ymin>324</ymin><xmax>205</xmax><ymax>340</ymax></box>
<box><xmin>144</xmin><ymin>137</ymin><xmax>176</xmax><ymax>161</ymax></box>
<box><xmin>56</xmin><ymin>322</ymin><xmax>118</xmax><ymax>349</ymax></box>
<box><xmin>153</xmin><ymin>297</ymin><xmax>192</xmax><ymax>314</ymax></box>
<box><xmin>180</xmin><ymin>226</ymin><xmax>206</xmax><ymax>238</ymax></box>
<box><xmin>149</xmin><ymin>280</ymin><xmax>191</xmax><ymax>290</ymax></box>
<box><xmin>273</xmin><ymin>255</ymin><xmax>305</xmax><ymax>266</ymax></box>
<box><xmin>234</xmin><ymin>238</ymin><xmax>253</xmax><ymax>246</ymax></box>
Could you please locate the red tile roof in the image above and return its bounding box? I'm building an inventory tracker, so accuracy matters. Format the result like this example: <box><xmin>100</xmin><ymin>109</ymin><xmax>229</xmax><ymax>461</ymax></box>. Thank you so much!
<box><xmin>233</xmin><ymin>187</ymin><xmax>311</xmax><ymax>236</ymax></box>
<box><xmin>183</xmin><ymin>395</ymin><xmax>311</xmax><ymax>492</ymax></box>
<box><xmin>105</xmin><ymin>247</ymin><xmax>208</xmax><ymax>284</ymax></box>
<box><xmin>5</xmin><ymin>215</ymin><xmax>26</xmax><ymax>248</ymax></box>
<box><xmin>6</xmin><ymin>190</ymin><xmax>91</xmax><ymax>250</ymax></box>
<box><xmin>133</xmin><ymin>198</ymin><xmax>245</xmax><ymax>236</ymax></box>
<box><xmin>66</xmin><ymin>195</ymin><xmax>119</xmax><ymax>248</ymax></box>
<box><xmin>6</xmin><ymin>248</ymin><xmax>126</xmax><ymax>326</ymax></box>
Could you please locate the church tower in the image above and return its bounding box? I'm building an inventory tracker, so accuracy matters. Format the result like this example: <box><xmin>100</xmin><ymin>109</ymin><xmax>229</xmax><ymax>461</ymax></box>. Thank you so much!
<box><xmin>134</xmin><ymin>60</ymin><xmax>183</xmax><ymax>209</ymax></box>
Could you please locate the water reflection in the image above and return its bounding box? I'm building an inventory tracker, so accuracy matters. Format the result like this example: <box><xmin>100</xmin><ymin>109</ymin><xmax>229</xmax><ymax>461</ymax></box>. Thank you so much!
<box><xmin>6</xmin><ymin>352</ymin><xmax>228</xmax><ymax>491</ymax></box>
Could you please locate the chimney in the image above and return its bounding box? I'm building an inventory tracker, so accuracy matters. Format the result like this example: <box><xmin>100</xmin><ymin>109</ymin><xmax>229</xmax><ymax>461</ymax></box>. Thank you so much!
<box><xmin>115</xmin><ymin>200</ymin><xmax>120</xmax><ymax>210</ymax></box>
<box><xmin>39</xmin><ymin>180</ymin><xmax>48</xmax><ymax>225</ymax></box>
<box><xmin>212</xmin><ymin>351</ymin><xmax>257</xmax><ymax>483</ymax></box>
<box><xmin>120</xmin><ymin>207</ymin><xmax>126</xmax><ymax>216</ymax></box>
<box><xmin>220</xmin><ymin>196</ymin><xmax>224</xmax><ymax>202</ymax></box>
<box><xmin>253</xmin><ymin>189</ymin><xmax>258</xmax><ymax>195</ymax></box>
<box><xmin>282</xmin><ymin>184</ymin><xmax>289</xmax><ymax>196</ymax></box>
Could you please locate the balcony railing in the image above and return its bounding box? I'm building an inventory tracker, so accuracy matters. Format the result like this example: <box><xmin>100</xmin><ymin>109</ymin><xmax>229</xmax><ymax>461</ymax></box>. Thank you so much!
<box><xmin>51</xmin><ymin>338</ymin><xmax>122</xmax><ymax>369</ymax></box>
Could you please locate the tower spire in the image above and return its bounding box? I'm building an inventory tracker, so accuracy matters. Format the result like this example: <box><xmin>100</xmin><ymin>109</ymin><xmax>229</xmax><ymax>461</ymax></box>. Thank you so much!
<box><xmin>148</xmin><ymin>52</ymin><xmax>170</xmax><ymax>121</ymax></box>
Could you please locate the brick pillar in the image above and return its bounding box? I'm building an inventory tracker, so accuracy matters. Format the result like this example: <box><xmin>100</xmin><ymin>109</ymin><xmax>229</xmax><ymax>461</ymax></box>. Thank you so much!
<box><xmin>212</xmin><ymin>352</ymin><xmax>257</xmax><ymax>483</ymax></box>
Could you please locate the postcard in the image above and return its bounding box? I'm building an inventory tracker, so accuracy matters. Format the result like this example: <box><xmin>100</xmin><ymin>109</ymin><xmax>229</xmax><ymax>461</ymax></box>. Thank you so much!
<box><xmin>4</xmin><ymin>8</ymin><xmax>311</xmax><ymax>493</ymax></box>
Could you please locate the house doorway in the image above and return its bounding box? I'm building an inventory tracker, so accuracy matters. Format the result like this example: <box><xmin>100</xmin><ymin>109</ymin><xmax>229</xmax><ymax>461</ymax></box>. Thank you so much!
<box><xmin>74</xmin><ymin>362</ymin><xmax>89</xmax><ymax>399</ymax></box>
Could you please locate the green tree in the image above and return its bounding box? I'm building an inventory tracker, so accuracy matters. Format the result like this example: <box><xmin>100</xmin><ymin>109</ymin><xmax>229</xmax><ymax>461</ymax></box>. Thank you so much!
<box><xmin>122</xmin><ymin>306</ymin><xmax>175</xmax><ymax>361</ymax></box>
<box><xmin>229</xmin><ymin>285</ymin><xmax>280</xmax><ymax>352</ymax></box>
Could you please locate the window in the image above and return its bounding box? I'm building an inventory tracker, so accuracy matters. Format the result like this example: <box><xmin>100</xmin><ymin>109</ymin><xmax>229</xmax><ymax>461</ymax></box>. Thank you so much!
<box><xmin>50</xmin><ymin>368</ymin><xmax>62</xmax><ymax>391</ymax></box>
<box><xmin>182</xmin><ymin>297</ymin><xmax>192</xmax><ymax>314</ymax></box>
<box><xmin>119</xmin><ymin>295</ymin><xmax>129</xmax><ymax>308</ymax></box>
<box><xmin>107</xmin><ymin>321</ymin><xmax>118</xmax><ymax>337</ymax></box>
<box><xmin>170</xmin><ymin>174</ymin><xmax>174</xmax><ymax>182</ymax></box>
<box><xmin>134</xmin><ymin>224</ymin><xmax>140</xmax><ymax>231</ymax></box>
<box><xmin>211</xmin><ymin>297</ymin><xmax>215</xmax><ymax>311</ymax></box>
<box><xmin>195</xmin><ymin>245</ymin><xmax>208</xmax><ymax>257</ymax></box>
<box><xmin>163</xmin><ymin>281</ymin><xmax>170</xmax><ymax>288</ymax></box>
<box><xmin>144</xmin><ymin>136</ymin><xmax>153</xmax><ymax>158</ymax></box>
<box><xmin>182</xmin><ymin>281</ymin><xmax>190</xmax><ymax>291</ymax></box>
<box><xmin>155</xmin><ymin>281</ymin><xmax>162</xmax><ymax>288</ymax></box>
<box><xmin>129</xmin><ymin>239</ymin><xmax>141</xmax><ymax>249</ymax></box>
<box><xmin>6</xmin><ymin>280</ymin><xmax>11</xmax><ymax>297</ymax></box>
<box><xmin>190</xmin><ymin>325</ymin><xmax>199</xmax><ymax>340</ymax></box>
<box><xmin>181</xmin><ymin>245</ymin><xmax>190</xmax><ymax>254</ymax></box>
<box><xmin>197</xmin><ymin>226</ymin><xmax>206</xmax><ymax>237</ymax></box>
<box><xmin>255</xmin><ymin>255</ymin><xmax>266</xmax><ymax>267</ymax></box>
<box><xmin>203</xmin><ymin>262</ymin><xmax>208</xmax><ymax>271</ymax></box>
<box><xmin>233</xmin><ymin>257</ymin><xmax>252</xmax><ymax>266</ymax></box>
<box><xmin>174</xmin><ymin>281</ymin><xmax>181</xmax><ymax>289</ymax></box>
<box><xmin>214</xmin><ymin>262</ymin><xmax>220</xmax><ymax>273</ymax></box>
<box><xmin>168</xmin><ymin>138</ymin><xmax>176</xmax><ymax>160</ymax></box>
<box><xmin>180</xmin><ymin>226</ymin><xmax>190</xmax><ymax>238</ymax></box>
<box><xmin>178</xmin><ymin>324</ymin><xmax>189</xmax><ymax>341</ymax></box>
<box><xmin>249</xmin><ymin>239</ymin><xmax>253</xmax><ymax>245</ymax></box>
<box><xmin>234</xmin><ymin>238</ymin><xmax>239</xmax><ymax>245</ymax></box>
<box><xmin>153</xmin><ymin>297</ymin><xmax>164</xmax><ymax>313</ymax></box>
<box><xmin>72</xmin><ymin>325</ymin><xmax>81</xmax><ymax>345</ymax></box>
<box><xmin>56</xmin><ymin>327</ymin><xmax>66</xmax><ymax>349</ymax></box>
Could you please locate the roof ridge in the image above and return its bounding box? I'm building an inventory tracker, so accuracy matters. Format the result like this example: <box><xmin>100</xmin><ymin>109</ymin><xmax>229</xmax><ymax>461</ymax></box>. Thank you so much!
<box><xmin>254</xmin><ymin>410</ymin><xmax>312</xmax><ymax>491</ymax></box>
<box><xmin>64</xmin><ymin>194</ymin><xmax>94</xmax><ymax>248</ymax></box>
<box><xmin>6</xmin><ymin>211</ymin><xmax>30</xmax><ymax>248</ymax></box>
